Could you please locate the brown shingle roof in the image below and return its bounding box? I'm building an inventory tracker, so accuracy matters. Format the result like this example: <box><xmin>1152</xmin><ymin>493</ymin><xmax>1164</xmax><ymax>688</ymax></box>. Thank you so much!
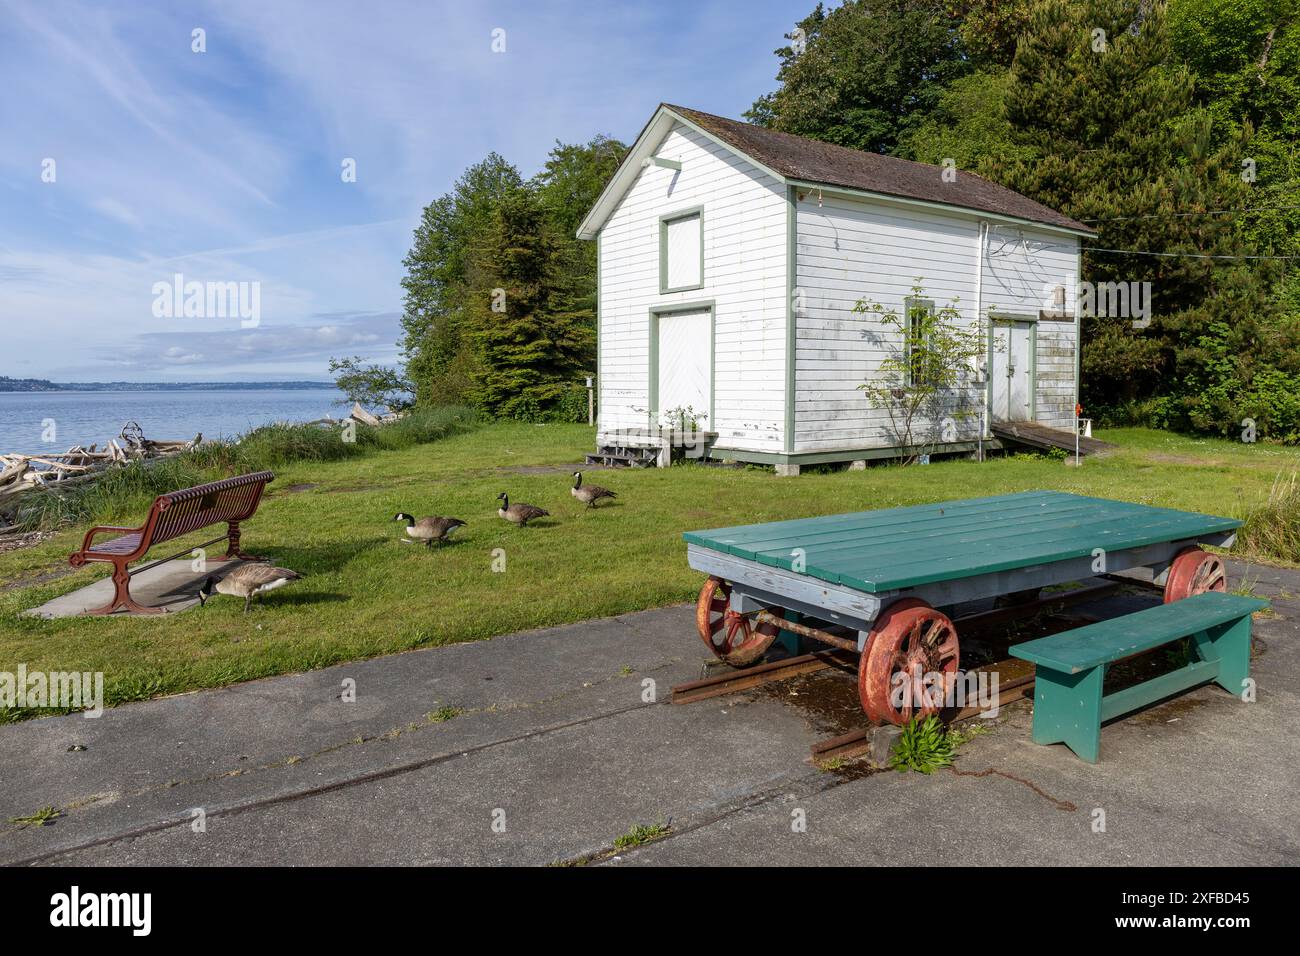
<box><xmin>664</xmin><ymin>104</ymin><xmax>1096</xmax><ymax>235</ymax></box>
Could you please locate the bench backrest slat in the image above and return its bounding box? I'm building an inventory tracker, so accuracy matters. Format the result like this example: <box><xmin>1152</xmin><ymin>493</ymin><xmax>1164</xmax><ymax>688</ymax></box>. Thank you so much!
<box><xmin>1010</xmin><ymin>591</ymin><xmax>1269</xmax><ymax>673</ymax></box>
<box><xmin>147</xmin><ymin>471</ymin><xmax>274</xmax><ymax>547</ymax></box>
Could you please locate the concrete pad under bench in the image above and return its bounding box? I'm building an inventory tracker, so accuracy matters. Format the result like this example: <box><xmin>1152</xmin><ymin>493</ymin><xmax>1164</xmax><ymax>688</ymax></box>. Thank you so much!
<box><xmin>21</xmin><ymin>558</ymin><xmax>249</xmax><ymax>619</ymax></box>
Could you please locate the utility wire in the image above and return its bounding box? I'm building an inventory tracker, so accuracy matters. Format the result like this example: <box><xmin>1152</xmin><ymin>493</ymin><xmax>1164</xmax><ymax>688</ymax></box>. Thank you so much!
<box><xmin>1081</xmin><ymin>204</ymin><xmax>1300</xmax><ymax>223</ymax></box>
<box><xmin>1083</xmin><ymin>246</ymin><xmax>1300</xmax><ymax>260</ymax></box>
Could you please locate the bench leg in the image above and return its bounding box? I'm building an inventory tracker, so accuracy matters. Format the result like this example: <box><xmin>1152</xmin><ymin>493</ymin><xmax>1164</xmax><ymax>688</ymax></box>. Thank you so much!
<box><xmin>1031</xmin><ymin>664</ymin><xmax>1104</xmax><ymax>763</ymax></box>
<box><xmin>1194</xmin><ymin>615</ymin><xmax>1253</xmax><ymax>698</ymax></box>
<box><xmin>83</xmin><ymin>563</ymin><xmax>166</xmax><ymax>616</ymax></box>
<box><xmin>222</xmin><ymin>521</ymin><xmax>262</xmax><ymax>562</ymax></box>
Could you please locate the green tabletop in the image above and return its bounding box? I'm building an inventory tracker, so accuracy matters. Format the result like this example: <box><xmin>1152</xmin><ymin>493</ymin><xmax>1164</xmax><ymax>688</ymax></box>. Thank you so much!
<box><xmin>682</xmin><ymin>491</ymin><xmax>1239</xmax><ymax>594</ymax></box>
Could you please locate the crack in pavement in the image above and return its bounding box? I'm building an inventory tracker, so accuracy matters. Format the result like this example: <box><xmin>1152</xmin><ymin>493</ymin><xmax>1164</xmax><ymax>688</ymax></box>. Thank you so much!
<box><xmin>946</xmin><ymin>765</ymin><xmax>1079</xmax><ymax>812</ymax></box>
<box><xmin>574</xmin><ymin>768</ymin><xmax>830</xmax><ymax>866</ymax></box>
<box><xmin>0</xmin><ymin>655</ymin><xmax>687</xmax><ymax>861</ymax></box>
<box><xmin>13</xmin><ymin>695</ymin><xmax>668</xmax><ymax>866</ymax></box>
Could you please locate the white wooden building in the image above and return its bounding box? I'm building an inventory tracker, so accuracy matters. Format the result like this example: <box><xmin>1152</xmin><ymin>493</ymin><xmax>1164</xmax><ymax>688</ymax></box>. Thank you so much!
<box><xmin>576</xmin><ymin>104</ymin><xmax>1097</xmax><ymax>472</ymax></box>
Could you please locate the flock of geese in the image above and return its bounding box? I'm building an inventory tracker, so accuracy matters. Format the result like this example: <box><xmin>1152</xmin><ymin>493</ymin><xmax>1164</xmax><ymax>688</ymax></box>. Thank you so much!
<box><xmin>196</xmin><ymin>471</ymin><xmax>617</xmax><ymax>613</ymax></box>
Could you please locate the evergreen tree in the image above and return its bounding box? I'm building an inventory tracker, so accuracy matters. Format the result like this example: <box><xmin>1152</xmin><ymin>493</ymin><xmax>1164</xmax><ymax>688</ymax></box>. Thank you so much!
<box><xmin>398</xmin><ymin>138</ymin><xmax>621</xmax><ymax>417</ymax></box>
<box><xmin>400</xmin><ymin>155</ymin><xmax>523</xmax><ymax>406</ymax></box>
<box><xmin>747</xmin><ymin>0</ymin><xmax>969</xmax><ymax>157</ymax></box>
<box><xmin>992</xmin><ymin>0</ymin><xmax>1279</xmax><ymax>428</ymax></box>
<box><xmin>464</xmin><ymin>188</ymin><xmax>595</xmax><ymax>419</ymax></box>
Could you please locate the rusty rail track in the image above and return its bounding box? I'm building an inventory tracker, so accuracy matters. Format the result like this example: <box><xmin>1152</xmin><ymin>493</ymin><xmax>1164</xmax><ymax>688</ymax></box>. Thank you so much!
<box><xmin>672</xmin><ymin>580</ymin><xmax>1122</xmax><ymax>763</ymax></box>
<box><xmin>810</xmin><ymin>658</ymin><xmax>1038</xmax><ymax>764</ymax></box>
<box><xmin>671</xmin><ymin>648</ymin><xmax>857</xmax><ymax>705</ymax></box>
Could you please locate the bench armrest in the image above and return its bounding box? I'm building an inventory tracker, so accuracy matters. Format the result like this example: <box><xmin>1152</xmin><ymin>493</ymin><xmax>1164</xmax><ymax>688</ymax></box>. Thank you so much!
<box><xmin>75</xmin><ymin>524</ymin><xmax>141</xmax><ymax>554</ymax></box>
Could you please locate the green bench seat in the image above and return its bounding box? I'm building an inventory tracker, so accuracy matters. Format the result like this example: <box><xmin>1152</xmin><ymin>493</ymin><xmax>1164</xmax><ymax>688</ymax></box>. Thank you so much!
<box><xmin>1010</xmin><ymin>592</ymin><xmax>1268</xmax><ymax>763</ymax></box>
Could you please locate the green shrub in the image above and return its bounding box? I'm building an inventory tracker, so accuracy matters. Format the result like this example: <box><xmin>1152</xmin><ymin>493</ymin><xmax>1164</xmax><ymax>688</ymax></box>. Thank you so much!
<box><xmin>234</xmin><ymin>421</ymin><xmax>362</xmax><ymax>468</ymax></box>
<box><xmin>1238</xmin><ymin>370</ymin><xmax>1300</xmax><ymax>445</ymax></box>
<box><xmin>552</xmin><ymin>384</ymin><xmax>589</xmax><ymax>424</ymax></box>
<box><xmin>361</xmin><ymin>405</ymin><xmax>478</xmax><ymax>451</ymax></box>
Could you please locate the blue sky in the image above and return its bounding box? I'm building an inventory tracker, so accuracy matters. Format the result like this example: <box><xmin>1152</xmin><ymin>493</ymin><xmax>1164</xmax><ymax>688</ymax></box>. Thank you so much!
<box><xmin>0</xmin><ymin>0</ymin><xmax>806</xmax><ymax>382</ymax></box>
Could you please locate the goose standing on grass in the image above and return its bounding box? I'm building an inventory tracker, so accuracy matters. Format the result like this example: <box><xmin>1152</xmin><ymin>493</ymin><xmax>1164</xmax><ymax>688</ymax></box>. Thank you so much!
<box><xmin>198</xmin><ymin>565</ymin><xmax>301</xmax><ymax>613</ymax></box>
<box><xmin>570</xmin><ymin>471</ymin><xmax>617</xmax><ymax>509</ymax></box>
<box><xmin>496</xmin><ymin>492</ymin><xmax>549</xmax><ymax>527</ymax></box>
<box><xmin>392</xmin><ymin>512</ymin><xmax>467</xmax><ymax>548</ymax></box>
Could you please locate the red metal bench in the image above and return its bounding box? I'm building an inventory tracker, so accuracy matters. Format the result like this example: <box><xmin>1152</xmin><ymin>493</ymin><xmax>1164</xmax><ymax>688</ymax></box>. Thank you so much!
<box><xmin>68</xmin><ymin>471</ymin><xmax>275</xmax><ymax>615</ymax></box>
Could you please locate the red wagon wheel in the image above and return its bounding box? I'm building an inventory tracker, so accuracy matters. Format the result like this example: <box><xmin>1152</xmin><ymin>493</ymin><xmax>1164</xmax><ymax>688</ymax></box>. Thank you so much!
<box><xmin>858</xmin><ymin>598</ymin><xmax>960</xmax><ymax>725</ymax></box>
<box><xmin>1163</xmin><ymin>547</ymin><xmax>1228</xmax><ymax>603</ymax></box>
<box><xmin>695</xmin><ymin>576</ymin><xmax>785</xmax><ymax>667</ymax></box>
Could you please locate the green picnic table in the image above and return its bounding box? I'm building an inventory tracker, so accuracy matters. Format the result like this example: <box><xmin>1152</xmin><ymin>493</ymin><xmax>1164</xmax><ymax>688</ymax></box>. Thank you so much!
<box><xmin>683</xmin><ymin>491</ymin><xmax>1239</xmax><ymax>725</ymax></box>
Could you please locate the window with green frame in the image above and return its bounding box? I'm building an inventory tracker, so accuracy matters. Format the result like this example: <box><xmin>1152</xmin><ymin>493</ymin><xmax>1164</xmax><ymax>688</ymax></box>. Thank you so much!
<box><xmin>904</xmin><ymin>297</ymin><xmax>938</xmax><ymax>387</ymax></box>
<box><xmin>659</xmin><ymin>209</ymin><xmax>703</xmax><ymax>293</ymax></box>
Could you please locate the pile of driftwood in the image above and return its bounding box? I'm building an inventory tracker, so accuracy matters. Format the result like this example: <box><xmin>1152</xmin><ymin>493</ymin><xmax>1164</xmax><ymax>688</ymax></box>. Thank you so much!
<box><xmin>0</xmin><ymin>421</ymin><xmax>201</xmax><ymax>509</ymax></box>
<box><xmin>302</xmin><ymin>403</ymin><xmax>401</xmax><ymax>428</ymax></box>
<box><xmin>0</xmin><ymin>407</ymin><xmax>395</xmax><ymax>537</ymax></box>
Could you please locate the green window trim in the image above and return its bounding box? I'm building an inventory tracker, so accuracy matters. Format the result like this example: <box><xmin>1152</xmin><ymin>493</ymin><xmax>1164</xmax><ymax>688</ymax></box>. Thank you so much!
<box><xmin>659</xmin><ymin>206</ymin><xmax>705</xmax><ymax>294</ymax></box>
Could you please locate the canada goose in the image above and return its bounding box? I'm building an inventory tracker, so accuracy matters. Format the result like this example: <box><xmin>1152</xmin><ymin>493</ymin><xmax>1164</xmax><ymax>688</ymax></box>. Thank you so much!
<box><xmin>571</xmin><ymin>472</ymin><xmax>616</xmax><ymax>509</ymax></box>
<box><xmin>198</xmin><ymin>564</ymin><xmax>301</xmax><ymax>613</ymax></box>
<box><xmin>496</xmin><ymin>492</ymin><xmax>549</xmax><ymax>527</ymax></box>
<box><xmin>392</xmin><ymin>512</ymin><xmax>466</xmax><ymax>548</ymax></box>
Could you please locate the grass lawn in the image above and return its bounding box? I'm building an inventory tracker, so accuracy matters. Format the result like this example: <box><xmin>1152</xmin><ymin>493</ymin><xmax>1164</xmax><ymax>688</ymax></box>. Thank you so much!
<box><xmin>1</xmin><ymin>422</ymin><xmax>1297</xmax><ymax>716</ymax></box>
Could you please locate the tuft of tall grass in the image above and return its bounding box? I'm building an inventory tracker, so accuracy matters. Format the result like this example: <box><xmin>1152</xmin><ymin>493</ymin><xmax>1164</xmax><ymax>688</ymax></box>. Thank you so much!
<box><xmin>1235</xmin><ymin>471</ymin><xmax>1300</xmax><ymax>564</ymax></box>
<box><xmin>13</xmin><ymin>455</ymin><xmax>213</xmax><ymax>533</ymax></box>
<box><xmin>360</xmin><ymin>405</ymin><xmax>479</xmax><ymax>452</ymax></box>
<box><xmin>10</xmin><ymin>406</ymin><xmax>478</xmax><ymax>532</ymax></box>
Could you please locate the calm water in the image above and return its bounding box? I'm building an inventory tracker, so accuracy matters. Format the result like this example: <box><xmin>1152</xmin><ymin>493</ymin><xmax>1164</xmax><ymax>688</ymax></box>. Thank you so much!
<box><xmin>0</xmin><ymin>388</ymin><xmax>347</xmax><ymax>456</ymax></box>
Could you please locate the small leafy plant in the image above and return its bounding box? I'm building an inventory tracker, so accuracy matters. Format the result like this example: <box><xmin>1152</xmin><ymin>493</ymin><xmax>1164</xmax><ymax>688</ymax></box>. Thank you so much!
<box><xmin>613</xmin><ymin>822</ymin><xmax>669</xmax><ymax>850</ymax></box>
<box><xmin>9</xmin><ymin>806</ymin><xmax>62</xmax><ymax>828</ymax></box>
<box><xmin>661</xmin><ymin>405</ymin><xmax>707</xmax><ymax>432</ymax></box>
<box><xmin>889</xmin><ymin>715</ymin><xmax>956</xmax><ymax>774</ymax></box>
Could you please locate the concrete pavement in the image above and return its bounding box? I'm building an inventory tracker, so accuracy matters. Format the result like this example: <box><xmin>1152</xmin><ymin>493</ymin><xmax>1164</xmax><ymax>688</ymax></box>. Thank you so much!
<box><xmin>2</xmin><ymin>559</ymin><xmax>1297</xmax><ymax>866</ymax></box>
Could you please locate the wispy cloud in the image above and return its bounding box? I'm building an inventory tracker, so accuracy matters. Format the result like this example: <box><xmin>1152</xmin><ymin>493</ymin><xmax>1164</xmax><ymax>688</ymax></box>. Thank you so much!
<box><xmin>3</xmin><ymin>0</ymin><xmax>804</xmax><ymax>381</ymax></box>
<box><xmin>93</xmin><ymin>311</ymin><xmax>402</xmax><ymax>377</ymax></box>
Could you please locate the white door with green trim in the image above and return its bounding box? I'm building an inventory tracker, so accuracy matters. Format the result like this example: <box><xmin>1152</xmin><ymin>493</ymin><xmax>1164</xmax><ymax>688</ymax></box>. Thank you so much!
<box><xmin>657</xmin><ymin>310</ymin><xmax>711</xmax><ymax>428</ymax></box>
<box><xmin>990</xmin><ymin>320</ymin><xmax>1033</xmax><ymax>421</ymax></box>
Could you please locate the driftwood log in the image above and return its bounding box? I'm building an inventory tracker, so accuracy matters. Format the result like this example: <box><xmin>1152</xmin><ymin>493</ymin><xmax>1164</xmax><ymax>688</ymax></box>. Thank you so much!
<box><xmin>0</xmin><ymin>421</ymin><xmax>202</xmax><ymax>507</ymax></box>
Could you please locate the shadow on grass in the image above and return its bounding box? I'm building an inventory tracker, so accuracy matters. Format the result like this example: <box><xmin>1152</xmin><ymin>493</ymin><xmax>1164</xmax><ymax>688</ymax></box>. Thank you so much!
<box><xmin>248</xmin><ymin>591</ymin><xmax>351</xmax><ymax>610</ymax></box>
<box><xmin>254</xmin><ymin>536</ymin><xmax>388</xmax><ymax>575</ymax></box>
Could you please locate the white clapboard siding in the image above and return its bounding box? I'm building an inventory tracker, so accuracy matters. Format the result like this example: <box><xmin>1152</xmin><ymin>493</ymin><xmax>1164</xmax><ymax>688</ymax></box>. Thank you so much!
<box><xmin>793</xmin><ymin>192</ymin><xmax>1082</xmax><ymax>451</ymax></box>
<box><xmin>597</xmin><ymin>121</ymin><xmax>787</xmax><ymax>451</ymax></box>
<box><xmin>980</xmin><ymin>224</ymin><xmax>1081</xmax><ymax>429</ymax></box>
<box><xmin>792</xmin><ymin>192</ymin><xmax>985</xmax><ymax>452</ymax></box>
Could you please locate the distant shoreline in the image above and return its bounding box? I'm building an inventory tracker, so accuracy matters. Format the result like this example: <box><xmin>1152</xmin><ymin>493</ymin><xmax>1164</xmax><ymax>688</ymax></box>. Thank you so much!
<box><xmin>0</xmin><ymin>378</ymin><xmax>334</xmax><ymax>393</ymax></box>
